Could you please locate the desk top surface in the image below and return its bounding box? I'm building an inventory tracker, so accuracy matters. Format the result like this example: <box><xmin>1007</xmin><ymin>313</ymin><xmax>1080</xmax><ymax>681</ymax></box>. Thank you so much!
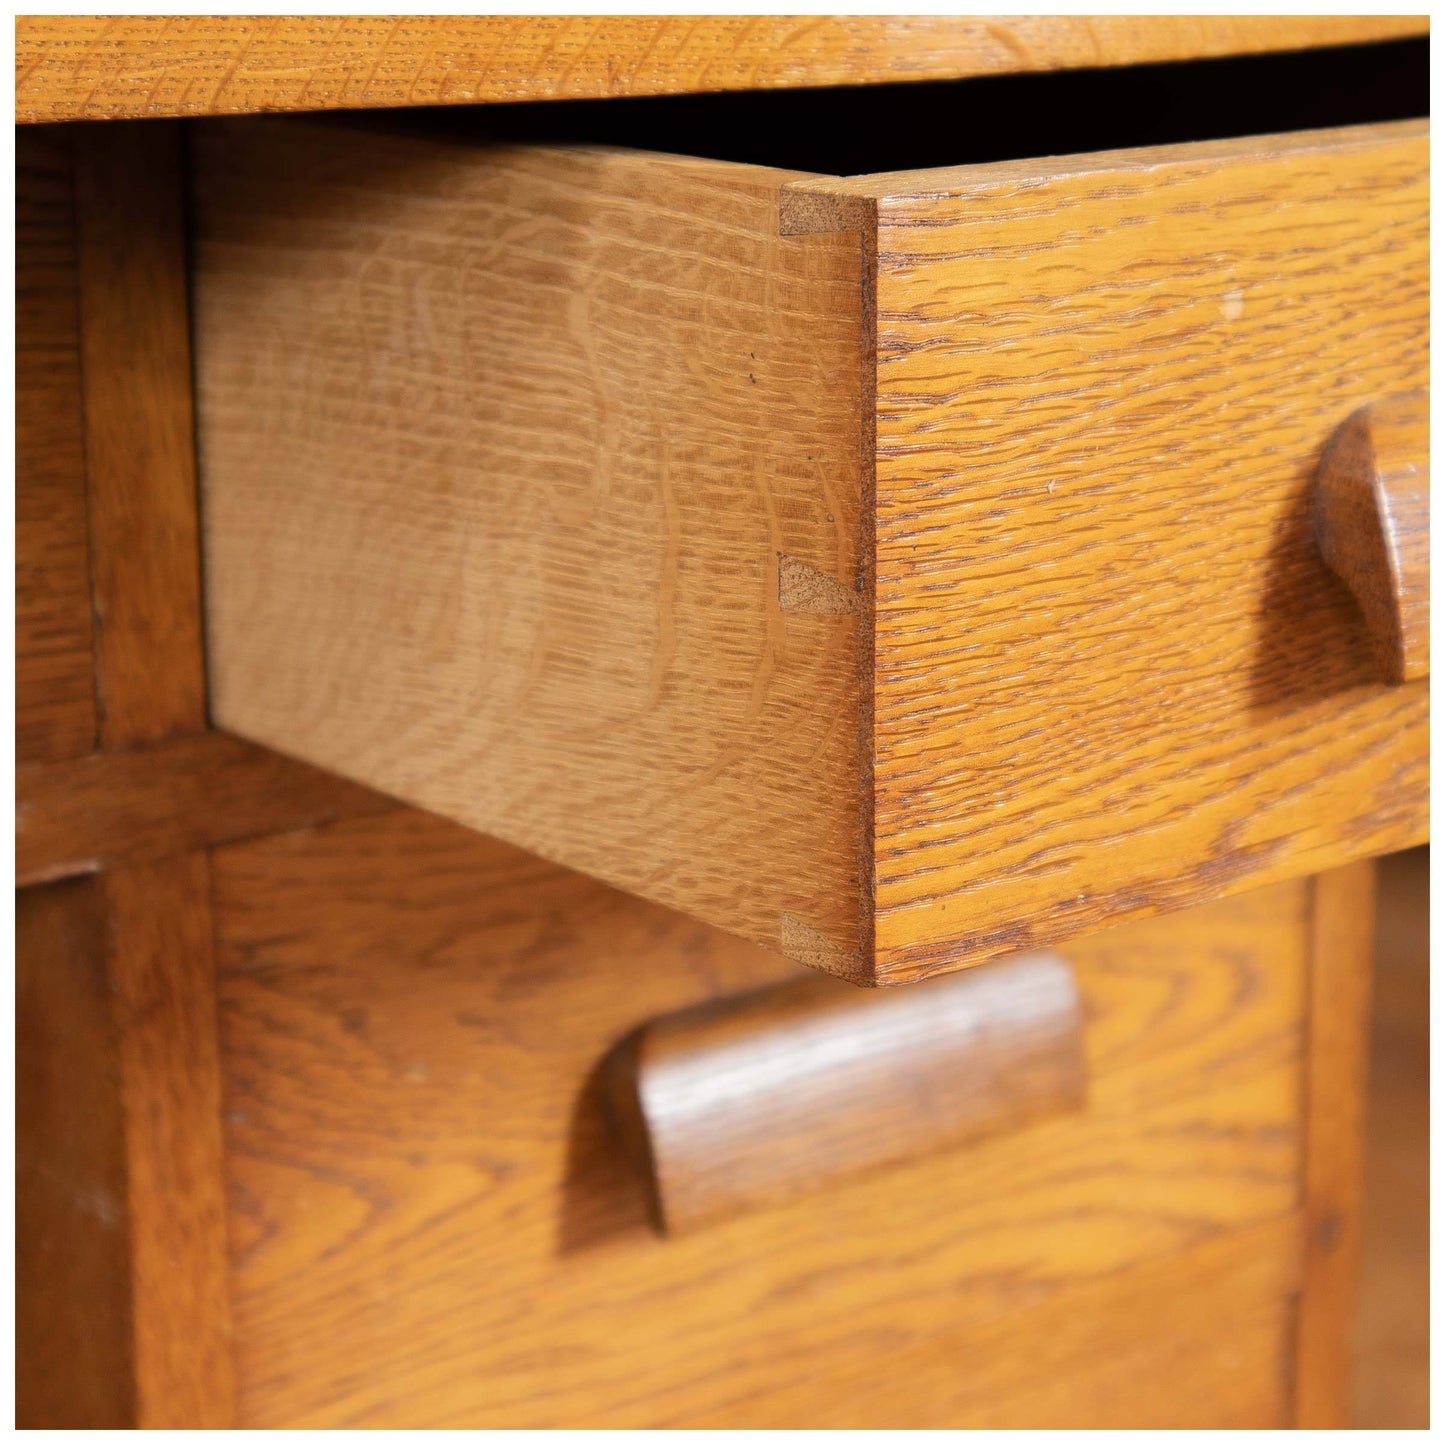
<box><xmin>16</xmin><ymin>15</ymin><xmax>1428</xmax><ymax>125</ymax></box>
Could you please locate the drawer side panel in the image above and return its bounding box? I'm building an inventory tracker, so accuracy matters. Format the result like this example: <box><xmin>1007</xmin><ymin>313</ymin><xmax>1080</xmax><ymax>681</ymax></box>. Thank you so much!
<box><xmin>193</xmin><ymin>121</ymin><xmax>870</xmax><ymax>972</ymax></box>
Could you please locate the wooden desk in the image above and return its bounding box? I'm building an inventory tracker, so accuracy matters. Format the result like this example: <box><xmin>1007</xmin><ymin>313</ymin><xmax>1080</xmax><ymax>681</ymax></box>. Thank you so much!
<box><xmin>16</xmin><ymin>16</ymin><xmax>1428</xmax><ymax>1429</ymax></box>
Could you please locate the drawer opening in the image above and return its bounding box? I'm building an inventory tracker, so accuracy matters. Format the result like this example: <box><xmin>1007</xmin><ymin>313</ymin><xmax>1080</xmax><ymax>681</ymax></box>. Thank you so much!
<box><xmin>358</xmin><ymin>36</ymin><xmax>1425</xmax><ymax>177</ymax></box>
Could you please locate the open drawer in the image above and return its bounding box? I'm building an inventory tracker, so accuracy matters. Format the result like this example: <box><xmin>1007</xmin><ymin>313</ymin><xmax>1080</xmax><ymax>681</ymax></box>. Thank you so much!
<box><xmin>191</xmin><ymin>110</ymin><xmax>1427</xmax><ymax>984</ymax></box>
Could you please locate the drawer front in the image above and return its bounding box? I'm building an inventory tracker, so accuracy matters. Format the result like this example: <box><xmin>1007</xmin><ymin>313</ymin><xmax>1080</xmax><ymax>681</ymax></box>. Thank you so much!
<box><xmin>788</xmin><ymin>121</ymin><xmax>1429</xmax><ymax>980</ymax></box>
<box><xmin>194</xmin><ymin>119</ymin><xmax>1425</xmax><ymax>983</ymax></box>
<box><xmin>214</xmin><ymin>807</ymin><xmax>1307</xmax><ymax>1427</ymax></box>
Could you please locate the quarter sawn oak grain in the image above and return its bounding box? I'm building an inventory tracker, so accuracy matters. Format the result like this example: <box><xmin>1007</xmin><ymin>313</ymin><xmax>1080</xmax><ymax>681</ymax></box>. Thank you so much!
<box><xmin>196</xmin><ymin>120</ymin><xmax>1427</xmax><ymax>982</ymax></box>
<box><xmin>16</xmin><ymin>16</ymin><xmax>1426</xmax><ymax>124</ymax></box>
<box><xmin>17</xmin><ymin>23</ymin><xmax>1413</xmax><ymax>1431</ymax></box>
<box><xmin>193</xmin><ymin>121</ymin><xmax>870</xmax><ymax>975</ymax></box>
<box><xmin>213</xmin><ymin>806</ymin><xmax>1309</xmax><ymax>1427</ymax></box>
<box><xmin>786</xmin><ymin>121</ymin><xmax>1429</xmax><ymax>980</ymax></box>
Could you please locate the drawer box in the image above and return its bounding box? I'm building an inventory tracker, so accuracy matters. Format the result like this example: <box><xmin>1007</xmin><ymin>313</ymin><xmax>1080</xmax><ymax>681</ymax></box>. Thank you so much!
<box><xmin>193</xmin><ymin>117</ymin><xmax>1427</xmax><ymax>983</ymax></box>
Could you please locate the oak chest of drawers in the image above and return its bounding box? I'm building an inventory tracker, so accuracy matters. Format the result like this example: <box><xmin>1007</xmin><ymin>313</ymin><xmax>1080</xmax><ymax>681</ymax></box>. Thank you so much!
<box><xmin>16</xmin><ymin>16</ymin><xmax>1428</xmax><ymax>1430</ymax></box>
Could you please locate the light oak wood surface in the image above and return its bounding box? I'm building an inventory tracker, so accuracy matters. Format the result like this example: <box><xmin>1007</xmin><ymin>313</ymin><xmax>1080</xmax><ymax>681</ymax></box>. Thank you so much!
<box><xmin>213</xmin><ymin>806</ymin><xmax>1309</xmax><ymax>1426</ymax></box>
<box><xmin>196</xmin><ymin>119</ymin><xmax>1428</xmax><ymax>982</ymax></box>
<box><xmin>787</xmin><ymin>120</ymin><xmax>1428</xmax><ymax>980</ymax></box>
<box><xmin>609</xmin><ymin>952</ymin><xmax>1084</xmax><ymax>1232</ymax></box>
<box><xmin>16</xmin><ymin>32</ymin><xmax>1409</xmax><ymax>1431</ymax></box>
<box><xmin>738</xmin><ymin>1215</ymin><xmax>1302</xmax><ymax>1428</ymax></box>
<box><xmin>194</xmin><ymin>123</ymin><xmax>871</xmax><ymax>976</ymax></box>
<box><xmin>1315</xmin><ymin>391</ymin><xmax>1429</xmax><ymax>684</ymax></box>
<box><xmin>16</xmin><ymin>16</ymin><xmax>1426</xmax><ymax>124</ymax></box>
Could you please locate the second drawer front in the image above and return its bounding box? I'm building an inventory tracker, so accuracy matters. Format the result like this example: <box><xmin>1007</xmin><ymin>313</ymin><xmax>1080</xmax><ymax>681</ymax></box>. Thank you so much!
<box><xmin>214</xmin><ymin>807</ymin><xmax>1308</xmax><ymax>1426</ymax></box>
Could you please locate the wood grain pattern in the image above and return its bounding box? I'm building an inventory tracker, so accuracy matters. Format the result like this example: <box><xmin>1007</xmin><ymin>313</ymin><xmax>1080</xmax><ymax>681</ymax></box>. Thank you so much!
<box><xmin>16</xmin><ymin>16</ymin><xmax>1426</xmax><ymax>124</ymax></box>
<box><xmin>16</xmin><ymin>126</ymin><xmax>97</xmax><ymax>763</ymax></box>
<box><xmin>610</xmin><ymin>952</ymin><xmax>1083</xmax><ymax>1232</ymax></box>
<box><xmin>17</xmin><ymin>878</ymin><xmax>134</xmax><ymax>1429</ymax></box>
<box><xmin>1315</xmin><ymin>391</ymin><xmax>1429</xmax><ymax>683</ymax></box>
<box><xmin>213</xmin><ymin>806</ymin><xmax>1308</xmax><ymax>1426</ymax></box>
<box><xmin>787</xmin><ymin>120</ymin><xmax>1429</xmax><ymax>980</ymax></box>
<box><xmin>105</xmin><ymin>854</ymin><xmax>236</xmax><ymax>1428</ymax></box>
<box><xmin>193</xmin><ymin>121</ymin><xmax>870</xmax><ymax>974</ymax></box>
<box><xmin>718</xmin><ymin>1213</ymin><xmax>1302</xmax><ymax>1428</ymax></box>
<box><xmin>74</xmin><ymin>121</ymin><xmax>207</xmax><ymax>748</ymax></box>
<box><xmin>198</xmin><ymin>119</ymin><xmax>1428</xmax><ymax>983</ymax></box>
<box><xmin>1295</xmin><ymin>860</ymin><xmax>1376</xmax><ymax>1427</ymax></box>
<box><xmin>16</xmin><ymin>731</ymin><xmax>395</xmax><ymax>888</ymax></box>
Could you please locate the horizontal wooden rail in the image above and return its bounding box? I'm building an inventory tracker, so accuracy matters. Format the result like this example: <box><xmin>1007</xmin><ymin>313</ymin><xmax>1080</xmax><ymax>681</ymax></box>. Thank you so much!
<box><xmin>17</xmin><ymin>732</ymin><xmax>394</xmax><ymax>887</ymax></box>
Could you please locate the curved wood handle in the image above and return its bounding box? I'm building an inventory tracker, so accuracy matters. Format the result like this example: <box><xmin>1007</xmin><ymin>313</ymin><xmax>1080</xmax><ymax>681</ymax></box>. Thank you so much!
<box><xmin>605</xmin><ymin>952</ymin><xmax>1084</xmax><ymax>1234</ymax></box>
<box><xmin>1315</xmin><ymin>391</ymin><xmax>1429</xmax><ymax>684</ymax></box>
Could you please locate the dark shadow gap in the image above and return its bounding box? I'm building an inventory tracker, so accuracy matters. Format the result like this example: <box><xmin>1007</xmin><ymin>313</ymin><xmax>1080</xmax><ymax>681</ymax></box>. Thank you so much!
<box><xmin>365</xmin><ymin>36</ymin><xmax>1426</xmax><ymax>175</ymax></box>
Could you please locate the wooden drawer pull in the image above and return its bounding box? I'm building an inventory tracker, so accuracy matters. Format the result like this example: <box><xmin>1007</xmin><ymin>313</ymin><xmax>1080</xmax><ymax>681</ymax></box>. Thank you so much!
<box><xmin>605</xmin><ymin>952</ymin><xmax>1084</xmax><ymax>1233</ymax></box>
<box><xmin>1315</xmin><ymin>390</ymin><xmax>1429</xmax><ymax>683</ymax></box>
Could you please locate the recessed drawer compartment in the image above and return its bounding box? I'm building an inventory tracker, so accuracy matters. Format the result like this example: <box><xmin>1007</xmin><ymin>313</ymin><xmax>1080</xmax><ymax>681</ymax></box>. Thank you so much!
<box><xmin>192</xmin><ymin>115</ymin><xmax>1427</xmax><ymax>984</ymax></box>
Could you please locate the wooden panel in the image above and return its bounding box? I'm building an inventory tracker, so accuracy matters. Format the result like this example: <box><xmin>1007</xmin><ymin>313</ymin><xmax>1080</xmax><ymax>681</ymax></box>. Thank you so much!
<box><xmin>611</xmin><ymin>952</ymin><xmax>1084</xmax><ymax>1232</ymax></box>
<box><xmin>74</xmin><ymin>121</ymin><xmax>207</xmax><ymax>748</ymax></box>
<box><xmin>16</xmin><ymin>126</ymin><xmax>97</xmax><ymax>763</ymax></box>
<box><xmin>193</xmin><ymin>122</ymin><xmax>870</xmax><ymax>975</ymax></box>
<box><xmin>17</xmin><ymin>878</ymin><xmax>133</xmax><ymax>1429</ymax></box>
<box><xmin>1295</xmin><ymin>860</ymin><xmax>1376</xmax><ymax>1426</ymax></box>
<box><xmin>197</xmin><ymin>120</ymin><xmax>1428</xmax><ymax>984</ymax></box>
<box><xmin>786</xmin><ymin>120</ymin><xmax>1429</xmax><ymax>981</ymax></box>
<box><xmin>699</xmin><ymin>1215</ymin><xmax>1300</xmax><ymax>1427</ymax></box>
<box><xmin>105</xmin><ymin>854</ymin><xmax>236</xmax><ymax>1428</ymax></box>
<box><xmin>16</xmin><ymin>731</ymin><xmax>395</xmax><ymax>888</ymax></box>
<box><xmin>214</xmin><ymin>807</ymin><xmax>1308</xmax><ymax>1427</ymax></box>
<box><xmin>17</xmin><ymin>16</ymin><xmax>1426</xmax><ymax>123</ymax></box>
